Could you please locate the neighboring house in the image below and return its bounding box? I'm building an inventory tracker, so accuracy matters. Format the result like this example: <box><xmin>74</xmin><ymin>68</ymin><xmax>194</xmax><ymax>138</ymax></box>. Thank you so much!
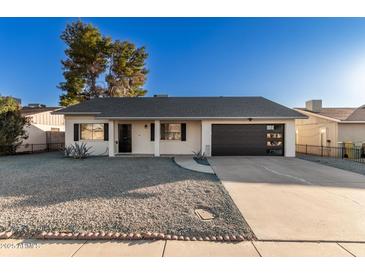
<box><xmin>19</xmin><ymin>104</ymin><xmax>65</xmax><ymax>150</ymax></box>
<box><xmin>295</xmin><ymin>100</ymin><xmax>365</xmax><ymax>147</ymax></box>
<box><xmin>55</xmin><ymin>96</ymin><xmax>305</xmax><ymax>157</ymax></box>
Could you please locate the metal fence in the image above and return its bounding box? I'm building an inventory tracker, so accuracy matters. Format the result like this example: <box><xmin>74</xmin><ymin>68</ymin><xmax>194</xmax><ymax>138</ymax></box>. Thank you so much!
<box><xmin>296</xmin><ymin>144</ymin><xmax>365</xmax><ymax>163</ymax></box>
<box><xmin>0</xmin><ymin>143</ymin><xmax>65</xmax><ymax>156</ymax></box>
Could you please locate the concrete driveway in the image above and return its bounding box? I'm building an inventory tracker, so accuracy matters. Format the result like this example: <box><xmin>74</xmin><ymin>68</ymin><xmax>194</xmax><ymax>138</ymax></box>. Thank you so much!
<box><xmin>209</xmin><ymin>157</ymin><xmax>365</xmax><ymax>241</ymax></box>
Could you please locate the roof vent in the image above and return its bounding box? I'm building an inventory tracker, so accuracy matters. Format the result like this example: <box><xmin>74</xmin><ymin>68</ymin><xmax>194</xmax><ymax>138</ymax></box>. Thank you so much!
<box><xmin>153</xmin><ymin>94</ymin><xmax>168</xmax><ymax>98</ymax></box>
<box><xmin>305</xmin><ymin>100</ymin><xmax>322</xmax><ymax>113</ymax></box>
<box><xmin>28</xmin><ymin>103</ymin><xmax>46</xmax><ymax>108</ymax></box>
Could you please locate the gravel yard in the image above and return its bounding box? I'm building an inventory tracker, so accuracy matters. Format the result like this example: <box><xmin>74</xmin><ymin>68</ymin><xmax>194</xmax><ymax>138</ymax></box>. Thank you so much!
<box><xmin>0</xmin><ymin>153</ymin><xmax>254</xmax><ymax>239</ymax></box>
<box><xmin>297</xmin><ymin>153</ymin><xmax>365</xmax><ymax>176</ymax></box>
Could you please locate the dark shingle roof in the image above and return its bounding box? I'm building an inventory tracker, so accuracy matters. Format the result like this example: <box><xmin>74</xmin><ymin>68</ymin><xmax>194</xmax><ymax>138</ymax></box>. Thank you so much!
<box><xmin>345</xmin><ymin>105</ymin><xmax>365</xmax><ymax>121</ymax></box>
<box><xmin>55</xmin><ymin>96</ymin><xmax>305</xmax><ymax>119</ymax></box>
<box><xmin>21</xmin><ymin>107</ymin><xmax>61</xmax><ymax>116</ymax></box>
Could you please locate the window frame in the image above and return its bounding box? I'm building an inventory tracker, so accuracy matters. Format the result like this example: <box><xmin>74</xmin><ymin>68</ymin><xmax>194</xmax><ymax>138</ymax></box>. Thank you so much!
<box><xmin>80</xmin><ymin>123</ymin><xmax>105</xmax><ymax>141</ymax></box>
<box><xmin>160</xmin><ymin>123</ymin><xmax>182</xmax><ymax>141</ymax></box>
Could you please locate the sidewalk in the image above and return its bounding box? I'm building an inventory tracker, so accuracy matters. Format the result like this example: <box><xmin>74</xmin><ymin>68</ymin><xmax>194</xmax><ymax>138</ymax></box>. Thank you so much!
<box><xmin>1</xmin><ymin>239</ymin><xmax>364</xmax><ymax>257</ymax></box>
<box><xmin>174</xmin><ymin>156</ymin><xmax>215</xmax><ymax>174</ymax></box>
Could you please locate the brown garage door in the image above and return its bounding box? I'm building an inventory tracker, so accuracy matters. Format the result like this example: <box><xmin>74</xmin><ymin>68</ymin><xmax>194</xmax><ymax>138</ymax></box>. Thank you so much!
<box><xmin>211</xmin><ymin>124</ymin><xmax>284</xmax><ymax>156</ymax></box>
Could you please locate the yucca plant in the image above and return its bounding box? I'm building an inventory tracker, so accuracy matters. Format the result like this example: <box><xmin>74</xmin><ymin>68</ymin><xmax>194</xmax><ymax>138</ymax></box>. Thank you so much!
<box><xmin>72</xmin><ymin>142</ymin><xmax>92</xmax><ymax>159</ymax></box>
<box><xmin>192</xmin><ymin>150</ymin><xmax>207</xmax><ymax>161</ymax></box>
<box><xmin>62</xmin><ymin>145</ymin><xmax>74</xmax><ymax>157</ymax></box>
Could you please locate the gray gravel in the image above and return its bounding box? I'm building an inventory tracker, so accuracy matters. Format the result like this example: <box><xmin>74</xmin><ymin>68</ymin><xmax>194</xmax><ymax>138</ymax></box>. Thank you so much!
<box><xmin>0</xmin><ymin>152</ymin><xmax>254</xmax><ymax>239</ymax></box>
<box><xmin>297</xmin><ymin>153</ymin><xmax>365</xmax><ymax>176</ymax></box>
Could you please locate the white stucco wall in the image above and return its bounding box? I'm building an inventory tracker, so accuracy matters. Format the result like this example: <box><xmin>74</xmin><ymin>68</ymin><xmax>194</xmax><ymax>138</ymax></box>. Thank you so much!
<box><xmin>65</xmin><ymin>115</ymin><xmax>109</xmax><ymax>156</ymax></box>
<box><xmin>338</xmin><ymin>124</ymin><xmax>365</xmax><ymax>145</ymax></box>
<box><xmin>295</xmin><ymin>113</ymin><xmax>338</xmax><ymax>146</ymax></box>
<box><xmin>201</xmin><ymin>119</ymin><xmax>296</xmax><ymax>157</ymax></box>
<box><xmin>111</xmin><ymin>120</ymin><xmax>201</xmax><ymax>155</ymax></box>
<box><xmin>159</xmin><ymin>120</ymin><xmax>201</xmax><ymax>155</ymax></box>
<box><xmin>112</xmin><ymin>120</ymin><xmax>154</xmax><ymax>154</ymax></box>
<box><xmin>64</xmin><ymin>116</ymin><xmax>297</xmax><ymax>157</ymax></box>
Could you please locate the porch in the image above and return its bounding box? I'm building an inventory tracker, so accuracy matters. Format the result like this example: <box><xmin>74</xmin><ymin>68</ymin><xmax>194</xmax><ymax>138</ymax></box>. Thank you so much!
<box><xmin>108</xmin><ymin>120</ymin><xmax>204</xmax><ymax>157</ymax></box>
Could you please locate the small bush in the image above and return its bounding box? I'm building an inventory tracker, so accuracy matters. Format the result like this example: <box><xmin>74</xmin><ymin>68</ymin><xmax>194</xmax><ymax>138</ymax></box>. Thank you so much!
<box><xmin>193</xmin><ymin>150</ymin><xmax>207</xmax><ymax>161</ymax></box>
<box><xmin>63</xmin><ymin>145</ymin><xmax>74</xmax><ymax>157</ymax></box>
<box><xmin>62</xmin><ymin>142</ymin><xmax>92</xmax><ymax>159</ymax></box>
<box><xmin>72</xmin><ymin>142</ymin><xmax>92</xmax><ymax>159</ymax></box>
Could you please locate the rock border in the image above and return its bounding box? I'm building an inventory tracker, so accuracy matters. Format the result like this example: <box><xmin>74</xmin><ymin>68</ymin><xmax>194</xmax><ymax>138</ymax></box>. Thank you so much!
<box><xmin>0</xmin><ymin>231</ymin><xmax>247</xmax><ymax>242</ymax></box>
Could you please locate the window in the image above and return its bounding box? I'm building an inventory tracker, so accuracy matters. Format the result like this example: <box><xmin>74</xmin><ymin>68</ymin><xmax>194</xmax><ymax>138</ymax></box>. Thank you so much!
<box><xmin>267</xmin><ymin>124</ymin><xmax>283</xmax><ymax>131</ymax></box>
<box><xmin>80</xmin><ymin>123</ymin><xmax>104</xmax><ymax>140</ymax></box>
<box><xmin>161</xmin><ymin>123</ymin><xmax>181</xmax><ymax>140</ymax></box>
<box><xmin>266</xmin><ymin>124</ymin><xmax>284</xmax><ymax>156</ymax></box>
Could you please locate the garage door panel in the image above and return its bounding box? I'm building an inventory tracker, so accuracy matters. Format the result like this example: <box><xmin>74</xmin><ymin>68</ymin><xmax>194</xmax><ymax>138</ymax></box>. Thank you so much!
<box><xmin>211</xmin><ymin>124</ymin><xmax>283</xmax><ymax>156</ymax></box>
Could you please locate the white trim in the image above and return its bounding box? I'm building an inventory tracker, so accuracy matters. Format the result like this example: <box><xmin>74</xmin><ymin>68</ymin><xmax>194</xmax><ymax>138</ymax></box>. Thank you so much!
<box><xmin>55</xmin><ymin>112</ymin><xmax>102</xmax><ymax>115</ymax></box>
<box><xmin>339</xmin><ymin>121</ymin><xmax>365</xmax><ymax>124</ymax></box>
<box><xmin>95</xmin><ymin>116</ymin><xmax>305</xmax><ymax>120</ymax></box>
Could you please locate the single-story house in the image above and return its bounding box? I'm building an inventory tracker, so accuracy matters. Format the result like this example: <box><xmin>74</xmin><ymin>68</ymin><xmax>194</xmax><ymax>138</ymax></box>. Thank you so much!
<box><xmin>54</xmin><ymin>96</ymin><xmax>306</xmax><ymax>157</ymax></box>
<box><xmin>295</xmin><ymin>100</ymin><xmax>365</xmax><ymax>147</ymax></box>
<box><xmin>19</xmin><ymin>104</ymin><xmax>65</xmax><ymax>152</ymax></box>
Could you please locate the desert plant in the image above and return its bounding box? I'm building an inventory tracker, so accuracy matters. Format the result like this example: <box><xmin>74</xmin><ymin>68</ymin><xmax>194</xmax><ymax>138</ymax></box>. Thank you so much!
<box><xmin>192</xmin><ymin>150</ymin><xmax>207</xmax><ymax>161</ymax></box>
<box><xmin>71</xmin><ymin>142</ymin><xmax>92</xmax><ymax>159</ymax></box>
<box><xmin>62</xmin><ymin>145</ymin><xmax>74</xmax><ymax>157</ymax></box>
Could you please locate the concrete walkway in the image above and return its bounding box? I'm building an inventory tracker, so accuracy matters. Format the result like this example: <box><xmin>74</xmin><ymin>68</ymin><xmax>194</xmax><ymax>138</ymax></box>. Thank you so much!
<box><xmin>174</xmin><ymin>156</ymin><xmax>215</xmax><ymax>174</ymax></box>
<box><xmin>1</xmin><ymin>239</ymin><xmax>364</xmax><ymax>256</ymax></box>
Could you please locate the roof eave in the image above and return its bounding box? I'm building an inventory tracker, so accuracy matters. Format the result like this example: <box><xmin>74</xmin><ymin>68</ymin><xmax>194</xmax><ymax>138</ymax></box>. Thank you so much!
<box><xmin>52</xmin><ymin>111</ymin><xmax>102</xmax><ymax>115</ymax></box>
<box><xmin>339</xmin><ymin>121</ymin><xmax>365</xmax><ymax>124</ymax></box>
<box><xmin>94</xmin><ymin>116</ymin><xmax>306</xmax><ymax>120</ymax></box>
<box><xmin>294</xmin><ymin>108</ymin><xmax>341</xmax><ymax>122</ymax></box>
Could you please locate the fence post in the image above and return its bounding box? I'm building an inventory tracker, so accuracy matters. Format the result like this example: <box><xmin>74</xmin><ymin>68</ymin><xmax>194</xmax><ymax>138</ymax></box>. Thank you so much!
<box><xmin>321</xmin><ymin>145</ymin><xmax>323</xmax><ymax>157</ymax></box>
<box><xmin>31</xmin><ymin>144</ymin><xmax>33</xmax><ymax>153</ymax></box>
<box><xmin>305</xmin><ymin>144</ymin><xmax>308</xmax><ymax>154</ymax></box>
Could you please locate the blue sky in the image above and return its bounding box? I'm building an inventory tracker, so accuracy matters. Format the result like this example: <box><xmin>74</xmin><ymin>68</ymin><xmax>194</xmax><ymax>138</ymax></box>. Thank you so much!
<box><xmin>1</xmin><ymin>18</ymin><xmax>365</xmax><ymax>107</ymax></box>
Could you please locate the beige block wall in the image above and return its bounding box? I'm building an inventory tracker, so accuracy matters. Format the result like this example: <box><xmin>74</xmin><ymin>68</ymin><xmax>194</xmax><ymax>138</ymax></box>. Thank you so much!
<box><xmin>338</xmin><ymin>124</ymin><xmax>365</xmax><ymax>145</ymax></box>
<box><xmin>21</xmin><ymin>112</ymin><xmax>65</xmax><ymax>146</ymax></box>
<box><xmin>295</xmin><ymin>114</ymin><xmax>338</xmax><ymax>146</ymax></box>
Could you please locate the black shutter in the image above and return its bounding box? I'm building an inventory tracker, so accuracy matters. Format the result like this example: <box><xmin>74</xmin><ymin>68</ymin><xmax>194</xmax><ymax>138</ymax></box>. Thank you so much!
<box><xmin>181</xmin><ymin>123</ymin><xmax>186</xmax><ymax>141</ymax></box>
<box><xmin>104</xmin><ymin>123</ymin><xmax>109</xmax><ymax>141</ymax></box>
<box><xmin>160</xmin><ymin>123</ymin><xmax>165</xmax><ymax>140</ymax></box>
<box><xmin>150</xmin><ymin>123</ymin><xmax>155</xmax><ymax>141</ymax></box>
<box><xmin>73</xmin><ymin>123</ymin><xmax>79</xmax><ymax>141</ymax></box>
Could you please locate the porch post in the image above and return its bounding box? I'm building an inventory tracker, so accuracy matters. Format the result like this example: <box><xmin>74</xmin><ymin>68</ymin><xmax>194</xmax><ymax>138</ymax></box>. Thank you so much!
<box><xmin>154</xmin><ymin>120</ymin><xmax>160</xmax><ymax>156</ymax></box>
<box><xmin>201</xmin><ymin>120</ymin><xmax>211</xmax><ymax>156</ymax></box>
<box><xmin>108</xmin><ymin>120</ymin><xmax>115</xmax><ymax>157</ymax></box>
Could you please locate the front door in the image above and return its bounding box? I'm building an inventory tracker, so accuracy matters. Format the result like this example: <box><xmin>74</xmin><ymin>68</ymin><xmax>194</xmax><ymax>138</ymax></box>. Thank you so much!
<box><xmin>118</xmin><ymin>124</ymin><xmax>132</xmax><ymax>153</ymax></box>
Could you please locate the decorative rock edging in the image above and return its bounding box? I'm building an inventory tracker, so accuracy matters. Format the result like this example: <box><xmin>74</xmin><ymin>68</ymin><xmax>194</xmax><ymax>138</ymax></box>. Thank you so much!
<box><xmin>0</xmin><ymin>231</ymin><xmax>247</xmax><ymax>242</ymax></box>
